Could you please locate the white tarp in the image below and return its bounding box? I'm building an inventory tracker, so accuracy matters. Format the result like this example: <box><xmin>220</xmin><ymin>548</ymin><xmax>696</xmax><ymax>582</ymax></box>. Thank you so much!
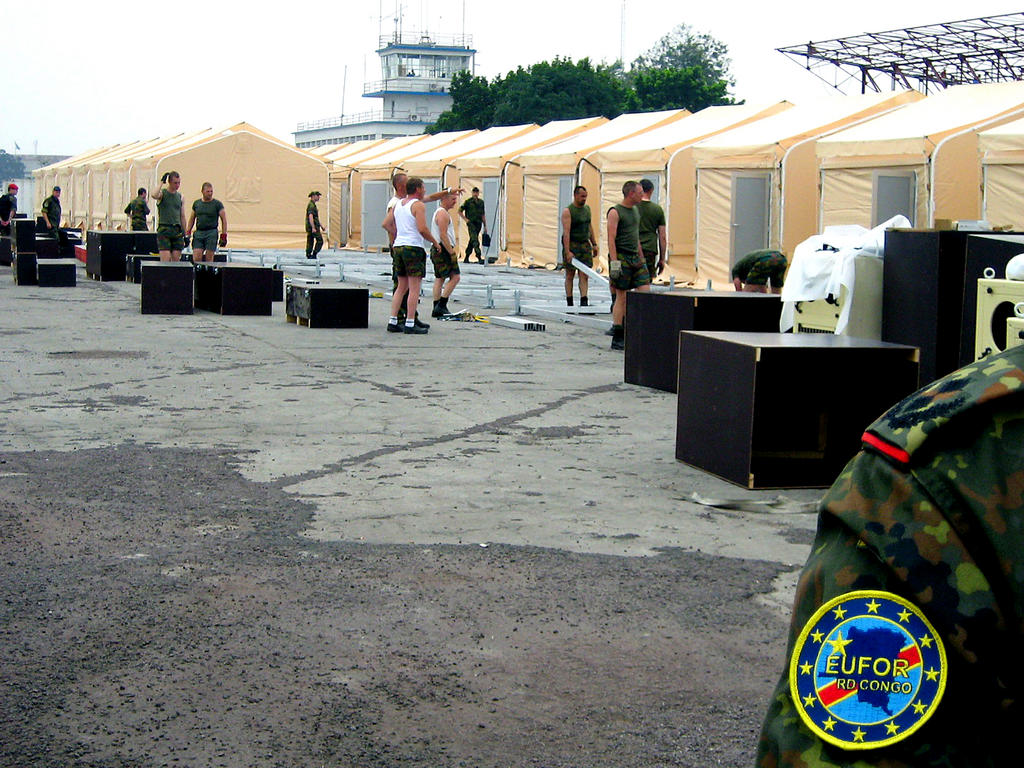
<box><xmin>779</xmin><ymin>215</ymin><xmax>911</xmax><ymax>333</ymax></box>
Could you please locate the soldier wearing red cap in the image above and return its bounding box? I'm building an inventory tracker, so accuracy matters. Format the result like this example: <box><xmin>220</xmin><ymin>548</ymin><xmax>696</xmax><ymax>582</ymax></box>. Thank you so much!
<box><xmin>0</xmin><ymin>183</ymin><xmax>18</xmax><ymax>236</ymax></box>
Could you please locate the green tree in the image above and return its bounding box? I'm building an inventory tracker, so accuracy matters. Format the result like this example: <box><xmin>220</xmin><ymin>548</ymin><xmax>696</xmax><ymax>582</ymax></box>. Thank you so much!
<box><xmin>0</xmin><ymin>151</ymin><xmax>25</xmax><ymax>181</ymax></box>
<box><xmin>428</xmin><ymin>58</ymin><xmax>633</xmax><ymax>132</ymax></box>
<box><xmin>427</xmin><ymin>71</ymin><xmax>495</xmax><ymax>133</ymax></box>
<box><xmin>631</xmin><ymin>66</ymin><xmax>732</xmax><ymax>112</ymax></box>
<box><xmin>632</xmin><ymin>23</ymin><xmax>733</xmax><ymax>87</ymax></box>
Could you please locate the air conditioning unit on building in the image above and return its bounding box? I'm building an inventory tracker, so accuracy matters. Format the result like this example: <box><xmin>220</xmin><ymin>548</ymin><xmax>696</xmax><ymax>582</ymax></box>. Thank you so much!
<box><xmin>409</xmin><ymin>115</ymin><xmax>419</xmax><ymax>122</ymax></box>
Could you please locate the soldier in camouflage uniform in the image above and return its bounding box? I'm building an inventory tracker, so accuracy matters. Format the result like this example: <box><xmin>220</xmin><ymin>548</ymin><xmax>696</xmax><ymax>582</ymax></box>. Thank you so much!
<box><xmin>757</xmin><ymin>345</ymin><xmax>1023</xmax><ymax>767</ymax></box>
<box><xmin>458</xmin><ymin>187</ymin><xmax>486</xmax><ymax>264</ymax></box>
<box><xmin>124</xmin><ymin>188</ymin><xmax>150</xmax><ymax>231</ymax></box>
<box><xmin>733</xmin><ymin>249</ymin><xmax>787</xmax><ymax>293</ymax></box>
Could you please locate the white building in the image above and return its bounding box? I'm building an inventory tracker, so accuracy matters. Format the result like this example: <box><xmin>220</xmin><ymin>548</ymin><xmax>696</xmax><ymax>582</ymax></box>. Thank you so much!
<box><xmin>294</xmin><ymin>30</ymin><xmax>476</xmax><ymax>148</ymax></box>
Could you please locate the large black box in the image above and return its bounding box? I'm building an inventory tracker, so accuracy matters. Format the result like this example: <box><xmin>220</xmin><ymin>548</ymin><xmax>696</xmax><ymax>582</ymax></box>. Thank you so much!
<box><xmin>85</xmin><ymin>231</ymin><xmax>135</xmax><ymax>281</ymax></box>
<box><xmin>133</xmin><ymin>231</ymin><xmax>158</xmax><ymax>254</ymax></box>
<box><xmin>676</xmin><ymin>331</ymin><xmax>919</xmax><ymax>489</ymax></box>
<box><xmin>35</xmin><ymin>236</ymin><xmax>60</xmax><ymax>258</ymax></box>
<box><xmin>882</xmin><ymin>229</ymin><xmax>1024</xmax><ymax>385</ymax></box>
<box><xmin>625</xmin><ymin>290</ymin><xmax>781</xmax><ymax>393</ymax></box>
<box><xmin>272</xmin><ymin>267</ymin><xmax>284</xmax><ymax>301</ymax></box>
<box><xmin>12</xmin><ymin>219</ymin><xmax>35</xmax><ymax>254</ymax></box>
<box><xmin>0</xmin><ymin>237</ymin><xmax>10</xmax><ymax>267</ymax></box>
<box><xmin>141</xmin><ymin>262</ymin><xmax>194</xmax><ymax>314</ymax></box>
<box><xmin>127</xmin><ymin>254</ymin><xmax>161</xmax><ymax>283</ymax></box>
<box><xmin>37</xmin><ymin>258</ymin><xmax>77</xmax><ymax>287</ymax></box>
<box><xmin>13</xmin><ymin>253</ymin><xmax>37</xmax><ymax>285</ymax></box>
<box><xmin>286</xmin><ymin>284</ymin><xmax>369</xmax><ymax>328</ymax></box>
<box><xmin>194</xmin><ymin>263</ymin><xmax>273</xmax><ymax>315</ymax></box>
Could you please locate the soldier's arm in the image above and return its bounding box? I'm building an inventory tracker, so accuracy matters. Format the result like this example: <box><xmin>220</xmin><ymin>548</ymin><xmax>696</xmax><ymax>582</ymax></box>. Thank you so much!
<box><xmin>561</xmin><ymin>208</ymin><xmax>572</xmax><ymax>259</ymax></box>
<box><xmin>607</xmin><ymin>209</ymin><xmax>619</xmax><ymax>262</ymax></box>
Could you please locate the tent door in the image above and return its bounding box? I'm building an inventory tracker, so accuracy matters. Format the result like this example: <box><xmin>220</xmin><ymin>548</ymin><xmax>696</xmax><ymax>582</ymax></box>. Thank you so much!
<box><xmin>556</xmin><ymin>176</ymin><xmax>575</xmax><ymax>265</ymax></box>
<box><xmin>873</xmin><ymin>171</ymin><xmax>915</xmax><ymax>226</ymax></box>
<box><xmin>482</xmin><ymin>177</ymin><xmax>500</xmax><ymax>252</ymax></box>
<box><xmin>361</xmin><ymin>180</ymin><xmax>391</xmax><ymax>248</ymax></box>
<box><xmin>730</xmin><ymin>172</ymin><xmax>770</xmax><ymax>266</ymax></box>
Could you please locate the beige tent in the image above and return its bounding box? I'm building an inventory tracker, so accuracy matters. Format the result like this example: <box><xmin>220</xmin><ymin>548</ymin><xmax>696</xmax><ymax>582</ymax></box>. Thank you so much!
<box><xmin>324</xmin><ymin>134</ymin><xmax>434</xmax><ymax>246</ymax></box>
<box><xmin>342</xmin><ymin>130</ymin><xmax>477</xmax><ymax>249</ymax></box>
<box><xmin>818</xmin><ymin>82</ymin><xmax>1024</xmax><ymax>233</ymax></box>
<box><xmin>449</xmin><ymin>117</ymin><xmax>607</xmax><ymax>262</ymax></box>
<box><xmin>693</xmin><ymin>90</ymin><xmax>922</xmax><ymax>288</ymax></box>
<box><xmin>34</xmin><ymin>123</ymin><xmax>330</xmax><ymax>248</ymax></box>
<box><xmin>516</xmin><ymin>110</ymin><xmax>691</xmax><ymax>266</ymax></box>
<box><xmin>979</xmin><ymin>115</ymin><xmax>1024</xmax><ymax>229</ymax></box>
<box><xmin>586</xmin><ymin>102</ymin><xmax>793</xmax><ymax>283</ymax></box>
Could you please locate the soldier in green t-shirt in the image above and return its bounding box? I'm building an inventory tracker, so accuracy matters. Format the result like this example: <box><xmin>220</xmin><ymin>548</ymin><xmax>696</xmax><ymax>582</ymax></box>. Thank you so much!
<box><xmin>124</xmin><ymin>188</ymin><xmax>150</xmax><ymax>231</ymax></box>
<box><xmin>606</xmin><ymin>180</ymin><xmax>650</xmax><ymax>351</ymax></box>
<box><xmin>458</xmin><ymin>187</ymin><xmax>487</xmax><ymax>264</ymax></box>
<box><xmin>305</xmin><ymin>191</ymin><xmax>324</xmax><ymax>259</ymax></box>
<box><xmin>152</xmin><ymin>171</ymin><xmax>188</xmax><ymax>261</ymax></box>
<box><xmin>186</xmin><ymin>182</ymin><xmax>228</xmax><ymax>262</ymax></box>
<box><xmin>560</xmin><ymin>185</ymin><xmax>598</xmax><ymax>307</ymax></box>
<box><xmin>636</xmin><ymin>178</ymin><xmax>667</xmax><ymax>280</ymax></box>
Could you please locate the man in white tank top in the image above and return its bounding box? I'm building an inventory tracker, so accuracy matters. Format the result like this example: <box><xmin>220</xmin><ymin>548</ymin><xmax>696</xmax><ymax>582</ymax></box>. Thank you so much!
<box><xmin>381</xmin><ymin>178</ymin><xmax>440</xmax><ymax>334</ymax></box>
<box><xmin>430</xmin><ymin>191</ymin><xmax>460</xmax><ymax>318</ymax></box>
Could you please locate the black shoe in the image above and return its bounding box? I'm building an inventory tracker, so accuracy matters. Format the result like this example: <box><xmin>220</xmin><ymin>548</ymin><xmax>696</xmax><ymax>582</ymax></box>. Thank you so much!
<box><xmin>403</xmin><ymin>323</ymin><xmax>429</xmax><ymax>334</ymax></box>
<box><xmin>387</xmin><ymin>322</ymin><xmax>404</xmax><ymax>333</ymax></box>
<box><xmin>414</xmin><ymin>317</ymin><xmax>430</xmax><ymax>330</ymax></box>
<box><xmin>580</xmin><ymin>296</ymin><xmax>589</xmax><ymax>307</ymax></box>
<box><xmin>306</xmin><ymin>255</ymin><xmax>315</xmax><ymax>260</ymax></box>
<box><xmin>431</xmin><ymin>301</ymin><xmax>445</xmax><ymax>318</ymax></box>
<box><xmin>566</xmin><ymin>296</ymin><xmax>574</xmax><ymax>307</ymax></box>
<box><xmin>604</xmin><ymin>326</ymin><xmax>615</xmax><ymax>336</ymax></box>
<box><xmin>610</xmin><ymin>336</ymin><xmax>624</xmax><ymax>350</ymax></box>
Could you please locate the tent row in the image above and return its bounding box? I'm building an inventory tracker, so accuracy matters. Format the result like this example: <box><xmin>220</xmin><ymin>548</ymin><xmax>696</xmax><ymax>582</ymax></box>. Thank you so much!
<box><xmin>33</xmin><ymin>123</ymin><xmax>330</xmax><ymax>249</ymax></box>
<box><xmin>36</xmin><ymin>82</ymin><xmax>1024</xmax><ymax>282</ymax></box>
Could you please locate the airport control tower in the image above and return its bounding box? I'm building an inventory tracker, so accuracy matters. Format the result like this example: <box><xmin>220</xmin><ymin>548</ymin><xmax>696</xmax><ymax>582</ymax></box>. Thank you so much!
<box><xmin>294</xmin><ymin>24</ymin><xmax>476</xmax><ymax>148</ymax></box>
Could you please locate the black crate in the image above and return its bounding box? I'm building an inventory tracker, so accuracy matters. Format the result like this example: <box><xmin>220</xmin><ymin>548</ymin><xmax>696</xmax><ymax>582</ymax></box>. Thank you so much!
<box><xmin>85</xmin><ymin>231</ymin><xmax>135</xmax><ymax>281</ymax></box>
<box><xmin>13</xmin><ymin>253</ymin><xmax>37</xmax><ymax>285</ymax></box>
<box><xmin>133</xmin><ymin>231</ymin><xmax>158</xmax><ymax>254</ymax></box>
<box><xmin>127</xmin><ymin>254</ymin><xmax>161</xmax><ymax>283</ymax></box>
<box><xmin>272</xmin><ymin>267</ymin><xmax>284</xmax><ymax>302</ymax></box>
<box><xmin>141</xmin><ymin>262</ymin><xmax>194</xmax><ymax>314</ymax></box>
<box><xmin>286</xmin><ymin>284</ymin><xmax>369</xmax><ymax>328</ymax></box>
<box><xmin>37</xmin><ymin>258</ymin><xmax>77</xmax><ymax>287</ymax></box>
<box><xmin>676</xmin><ymin>331</ymin><xmax>919</xmax><ymax>489</ymax></box>
<box><xmin>35</xmin><ymin>237</ymin><xmax>60</xmax><ymax>258</ymax></box>
<box><xmin>194</xmin><ymin>263</ymin><xmax>273</xmax><ymax>315</ymax></box>
<box><xmin>0</xmin><ymin>237</ymin><xmax>10</xmax><ymax>267</ymax></box>
<box><xmin>624</xmin><ymin>290</ymin><xmax>781</xmax><ymax>393</ymax></box>
<box><xmin>12</xmin><ymin>219</ymin><xmax>35</xmax><ymax>254</ymax></box>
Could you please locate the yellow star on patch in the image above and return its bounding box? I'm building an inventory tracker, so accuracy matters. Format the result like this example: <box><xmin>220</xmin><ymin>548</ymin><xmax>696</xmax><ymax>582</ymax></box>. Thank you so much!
<box><xmin>811</xmin><ymin>630</ymin><xmax>824</xmax><ymax>643</ymax></box>
<box><xmin>919</xmin><ymin>635</ymin><xmax>933</xmax><ymax>648</ymax></box>
<box><xmin>828</xmin><ymin>631</ymin><xmax>851</xmax><ymax>656</ymax></box>
<box><xmin>822</xmin><ymin>717</ymin><xmax>836</xmax><ymax>732</ymax></box>
<box><xmin>885</xmin><ymin>721</ymin><xmax>900</xmax><ymax>735</ymax></box>
<box><xmin>800</xmin><ymin>662</ymin><xmax>813</xmax><ymax>675</ymax></box>
<box><xmin>898</xmin><ymin>609</ymin><xmax>912</xmax><ymax>623</ymax></box>
<box><xmin>803</xmin><ymin>694</ymin><xmax>816</xmax><ymax>708</ymax></box>
<box><xmin>925</xmin><ymin>667</ymin><xmax>939</xmax><ymax>681</ymax></box>
<box><xmin>912</xmin><ymin>700</ymin><xmax>927</xmax><ymax>714</ymax></box>
<box><xmin>832</xmin><ymin>605</ymin><xmax>848</xmax><ymax>620</ymax></box>
<box><xmin>865</xmin><ymin>599</ymin><xmax>881</xmax><ymax>614</ymax></box>
<box><xmin>852</xmin><ymin>727</ymin><xmax>866</xmax><ymax>742</ymax></box>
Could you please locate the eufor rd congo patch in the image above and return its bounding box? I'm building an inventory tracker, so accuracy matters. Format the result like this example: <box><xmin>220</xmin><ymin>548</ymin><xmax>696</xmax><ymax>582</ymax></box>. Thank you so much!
<box><xmin>789</xmin><ymin>590</ymin><xmax>947</xmax><ymax>750</ymax></box>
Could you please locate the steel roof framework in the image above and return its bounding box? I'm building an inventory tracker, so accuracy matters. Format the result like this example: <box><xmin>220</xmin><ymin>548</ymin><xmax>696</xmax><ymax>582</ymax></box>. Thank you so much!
<box><xmin>777</xmin><ymin>12</ymin><xmax>1024</xmax><ymax>94</ymax></box>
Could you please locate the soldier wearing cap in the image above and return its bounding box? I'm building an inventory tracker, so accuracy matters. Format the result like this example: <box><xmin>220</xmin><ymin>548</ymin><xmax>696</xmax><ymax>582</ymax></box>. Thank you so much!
<box><xmin>757</xmin><ymin>345</ymin><xmax>1024</xmax><ymax>766</ymax></box>
<box><xmin>305</xmin><ymin>191</ymin><xmax>324</xmax><ymax>259</ymax></box>
<box><xmin>124</xmin><ymin>188</ymin><xmax>150</xmax><ymax>231</ymax></box>
<box><xmin>0</xmin><ymin>183</ymin><xmax>17</xmax><ymax>236</ymax></box>
<box><xmin>41</xmin><ymin>186</ymin><xmax>66</xmax><ymax>249</ymax></box>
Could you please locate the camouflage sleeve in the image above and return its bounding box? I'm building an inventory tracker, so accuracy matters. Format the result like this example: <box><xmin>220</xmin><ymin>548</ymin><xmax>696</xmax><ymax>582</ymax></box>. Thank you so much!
<box><xmin>757</xmin><ymin>437</ymin><xmax>1018</xmax><ymax>767</ymax></box>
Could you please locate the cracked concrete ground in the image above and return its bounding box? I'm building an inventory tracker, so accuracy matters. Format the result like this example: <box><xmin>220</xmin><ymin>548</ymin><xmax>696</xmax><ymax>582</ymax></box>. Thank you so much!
<box><xmin>0</xmin><ymin>263</ymin><xmax>826</xmax><ymax>767</ymax></box>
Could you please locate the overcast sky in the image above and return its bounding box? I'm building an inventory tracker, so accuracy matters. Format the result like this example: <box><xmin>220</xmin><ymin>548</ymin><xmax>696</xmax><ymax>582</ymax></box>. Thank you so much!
<box><xmin>4</xmin><ymin>1</ymin><xmax>1021</xmax><ymax>156</ymax></box>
